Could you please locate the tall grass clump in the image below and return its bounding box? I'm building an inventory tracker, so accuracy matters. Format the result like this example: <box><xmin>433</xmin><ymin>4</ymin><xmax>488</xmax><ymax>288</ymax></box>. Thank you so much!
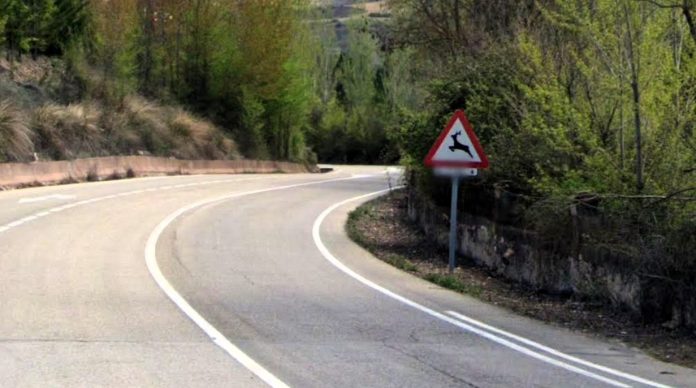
<box><xmin>169</xmin><ymin>108</ymin><xmax>239</xmax><ymax>160</ymax></box>
<box><xmin>29</xmin><ymin>95</ymin><xmax>240</xmax><ymax>161</ymax></box>
<box><xmin>0</xmin><ymin>99</ymin><xmax>34</xmax><ymax>162</ymax></box>
<box><xmin>33</xmin><ymin>102</ymin><xmax>103</xmax><ymax>159</ymax></box>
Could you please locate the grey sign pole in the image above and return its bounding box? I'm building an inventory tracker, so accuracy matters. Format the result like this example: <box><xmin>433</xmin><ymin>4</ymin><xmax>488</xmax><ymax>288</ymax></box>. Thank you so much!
<box><xmin>448</xmin><ymin>176</ymin><xmax>460</xmax><ymax>273</ymax></box>
<box><xmin>426</xmin><ymin>111</ymin><xmax>488</xmax><ymax>274</ymax></box>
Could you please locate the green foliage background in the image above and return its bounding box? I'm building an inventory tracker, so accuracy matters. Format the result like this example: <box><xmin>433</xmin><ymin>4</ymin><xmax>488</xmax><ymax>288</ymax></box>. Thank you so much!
<box><xmin>387</xmin><ymin>0</ymin><xmax>695</xmax><ymax>315</ymax></box>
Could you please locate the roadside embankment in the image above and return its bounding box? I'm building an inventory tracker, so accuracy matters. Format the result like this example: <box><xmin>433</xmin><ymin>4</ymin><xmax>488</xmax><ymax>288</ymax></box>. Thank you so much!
<box><xmin>407</xmin><ymin>186</ymin><xmax>696</xmax><ymax>331</ymax></box>
<box><xmin>0</xmin><ymin>156</ymin><xmax>315</xmax><ymax>189</ymax></box>
<box><xmin>348</xmin><ymin>190</ymin><xmax>696</xmax><ymax>368</ymax></box>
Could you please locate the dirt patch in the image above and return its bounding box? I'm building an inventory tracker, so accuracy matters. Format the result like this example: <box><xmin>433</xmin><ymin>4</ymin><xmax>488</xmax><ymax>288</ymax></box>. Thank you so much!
<box><xmin>353</xmin><ymin>1</ymin><xmax>388</xmax><ymax>14</ymax></box>
<box><xmin>346</xmin><ymin>190</ymin><xmax>696</xmax><ymax>369</ymax></box>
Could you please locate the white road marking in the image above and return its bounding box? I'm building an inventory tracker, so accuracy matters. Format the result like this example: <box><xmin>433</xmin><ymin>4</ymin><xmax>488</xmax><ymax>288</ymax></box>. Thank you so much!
<box><xmin>445</xmin><ymin>311</ymin><xmax>670</xmax><ymax>388</ymax></box>
<box><xmin>0</xmin><ymin>175</ymin><xmax>275</xmax><ymax>235</ymax></box>
<box><xmin>312</xmin><ymin>189</ymin><xmax>672</xmax><ymax>388</ymax></box>
<box><xmin>144</xmin><ymin>175</ymin><xmax>380</xmax><ymax>388</ymax></box>
<box><xmin>18</xmin><ymin>194</ymin><xmax>76</xmax><ymax>204</ymax></box>
<box><xmin>7</xmin><ymin>219</ymin><xmax>26</xmax><ymax>227</ymax></box>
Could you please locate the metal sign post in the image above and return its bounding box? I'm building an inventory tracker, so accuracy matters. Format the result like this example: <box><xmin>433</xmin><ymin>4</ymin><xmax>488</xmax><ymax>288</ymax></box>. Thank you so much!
<box><xmin>448</xmin><ymin>176</ymin><xmax>460</xmax><ymax>273</ymax></box>
<box><xmin>438</xmin><ymin>168</ymin><xmax>476</xmax><ymax>273</ymax></box>
<box><xmin>424</xmin><ymin>110</ymin><xmax>489</xmax><ymax>274</ymax></box>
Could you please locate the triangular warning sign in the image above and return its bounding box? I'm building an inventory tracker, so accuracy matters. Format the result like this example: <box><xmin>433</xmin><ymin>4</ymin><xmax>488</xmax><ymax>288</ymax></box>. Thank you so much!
<box><xmin>424</xmin><ymin>110</ymin><xmax>489</xmax><ymax>168</ymax></box>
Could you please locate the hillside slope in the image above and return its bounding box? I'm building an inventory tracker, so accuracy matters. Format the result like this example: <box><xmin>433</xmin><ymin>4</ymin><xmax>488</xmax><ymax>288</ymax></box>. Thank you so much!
<box><xmin>0</xmin><ymin>56</ymin><xmax>240</xmax><ymax>163</ymax></box>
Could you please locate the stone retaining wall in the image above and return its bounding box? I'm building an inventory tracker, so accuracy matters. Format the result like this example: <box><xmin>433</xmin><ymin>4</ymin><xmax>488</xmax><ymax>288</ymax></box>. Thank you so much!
<box><xmin>0</xmin><ymin>156</ymin><xmax>314</xmax><ymax>189</ymax></box>
<box><xmin>407</xmin><ymin>186</ymin><xmax>696</xmax><ymax>328</ymax></box>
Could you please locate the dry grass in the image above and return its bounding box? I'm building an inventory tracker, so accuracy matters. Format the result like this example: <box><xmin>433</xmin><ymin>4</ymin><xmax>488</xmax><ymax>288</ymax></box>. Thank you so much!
<box><xmin>28</xmin><ymin>95</ymin><xmax>240</xmax><ymax>161</ymax></box>
<box><xmin>169</xmin><ymin>108</ymin><xmax>240</xmax><ymax>159</ymax></box>
<box><xmin>118</xmin><ymin>95</ymin><xmax>172</xmax><ymax>154</ymax></box>
<box><xmin>25</xmin><ymin>95</ymin><xmax>240</xmax><ymax>161</ymax></box>
<box><xmin>0</xmin><ymin>100</ymin><xmax>34</xmax><ymax>162</ymax></box>
<box><xmin>116</xmin><ymin>96</ymin><xmax>239</xmax><ymax>159</ymax></box>
<box><xmin>353</xmin><ymin>1</ymin><xmax>388</xmax><ymax>14</ymax></box>
<box><xmin>33</xmin><ymin>102</ymin><xmax>104</xmax><ymax>159</ymax></box>
<box><xmin>0</xmin><ymin>56</ymin><xmax>239</xmax><ymax>162</ymax></box>
<box><xmin>0</xmin><ymin>56</ymin><xmax>55</xmax><ymax>84</ymax></box>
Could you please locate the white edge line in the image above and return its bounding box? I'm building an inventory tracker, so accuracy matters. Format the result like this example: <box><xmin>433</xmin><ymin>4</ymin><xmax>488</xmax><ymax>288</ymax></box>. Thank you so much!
<box><xmin>144</xmin><ymin>175</ymin><xmax>382</xmax><ymax>388</ymax></box>
<box><xmin>7</xmin><ymin>219</ymin><xmax>25</xmax><ymax>228</ymax></box>
<box><xmin>445</xmin><ymin>311</ymin><xmax>671</xmax><ymax>388</ymax></box>
<box><xmin>146</xmin><ymin>201</ymin><xmax>290</xmax><ymax>388</ymax></box>
<box><xmin>311</xmin><ymin>189</ymin><xmax>673</xmax><ymax>388</ymax></box>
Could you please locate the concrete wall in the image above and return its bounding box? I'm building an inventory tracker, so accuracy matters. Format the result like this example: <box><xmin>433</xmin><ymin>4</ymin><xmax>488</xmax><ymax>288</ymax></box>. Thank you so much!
<box><xmin>0</xmin><ymin>156</ymin><xmax>315</xmax><ymax>189</ymax></box>
<box><xmin>407</xmin><ymin>187</ymin><xmax>696</xmax><ymax>328</ymax></box>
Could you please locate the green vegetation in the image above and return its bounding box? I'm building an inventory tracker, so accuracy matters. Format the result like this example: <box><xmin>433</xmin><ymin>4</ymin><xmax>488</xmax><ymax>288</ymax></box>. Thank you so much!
<box><xmin>389</xmin><ymin>0</ymin><xmax>694</xmax><ymax>196</ymax></box>
<box><xmin>423</xmin><ymin>273</ymin><xmax>483</xmax><ymax>297</ymax></box>
<box><xmin>0</xmin><ymin>0</ymin><xmax>88</xmax><ymax>58</ymax></box>
<box><xmin>0</xmin><ymin>0</ymin><xmax>405</xmax><ymax>164</ymax></box>
<box><xmin>386</xmin><ymin>0</ymin><xmax>695</xmax><ymax>320</ymax></box>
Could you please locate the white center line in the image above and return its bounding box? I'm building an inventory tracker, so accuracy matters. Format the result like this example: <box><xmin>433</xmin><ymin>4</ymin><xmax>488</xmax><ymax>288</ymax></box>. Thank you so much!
<box><xmin>0</xmin><ymin>176</ymin><xmax>273</xmax><ymax>234</ymax></box>
<box><xmin>18</xmin><ymin>194</ymin><xmax>76</xmax><ymax>204</ymax></box>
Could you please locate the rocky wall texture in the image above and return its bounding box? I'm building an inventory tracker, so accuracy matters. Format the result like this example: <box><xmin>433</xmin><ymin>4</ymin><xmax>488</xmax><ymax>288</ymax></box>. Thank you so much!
<box><xmin>407</xmin><ymin>186</ymin><xmax>695</xmax><ymax>328</ymax></box>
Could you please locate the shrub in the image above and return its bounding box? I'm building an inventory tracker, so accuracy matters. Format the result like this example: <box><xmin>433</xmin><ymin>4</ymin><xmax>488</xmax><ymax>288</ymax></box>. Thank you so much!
<box><xmin>169</xmin><ymin>108</ymin><xmax>240</xmax><ymax>160</ymax></box>
<box><xmin>33</xmin><ymin>102</ymin><xmax>103</xmax><ymax>159</ymax></box>
<box><xmin>0</xmin><ymin>99</ymin><xmax>33</xmax><ymax>161</ymax></box>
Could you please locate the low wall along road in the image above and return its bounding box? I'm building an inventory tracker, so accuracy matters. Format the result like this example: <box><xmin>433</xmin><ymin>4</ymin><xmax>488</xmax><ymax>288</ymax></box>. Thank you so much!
<box><xmin>0</xmin><ymin>156</ymin><xmax>315</xmax><ymax>189</ymax></box>
<box><xmin>407</xmin><ymin>186</ymin><xmax>696</xmax><ymax>329</ymax></box>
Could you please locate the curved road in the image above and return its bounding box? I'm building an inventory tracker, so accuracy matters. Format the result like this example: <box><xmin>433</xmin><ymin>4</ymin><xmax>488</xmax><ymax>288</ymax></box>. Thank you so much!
<box><xmin>0</xmin><ymin>166</ymin><xmax>693</xmax><ymax>387</ymax></box>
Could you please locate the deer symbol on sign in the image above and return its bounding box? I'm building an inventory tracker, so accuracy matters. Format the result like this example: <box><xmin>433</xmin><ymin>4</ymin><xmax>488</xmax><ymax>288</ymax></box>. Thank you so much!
<box><xmin>448</xmin><ymin>131</ymin><xmax>473</xmax><ymax>158</ymax></box>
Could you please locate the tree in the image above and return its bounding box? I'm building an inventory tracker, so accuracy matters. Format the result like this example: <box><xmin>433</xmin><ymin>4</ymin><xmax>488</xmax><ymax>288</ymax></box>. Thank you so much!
<box><xmin>1</xmin><ymin>0</ymin><xmax>88</xmax><ymax>59</ymax></box>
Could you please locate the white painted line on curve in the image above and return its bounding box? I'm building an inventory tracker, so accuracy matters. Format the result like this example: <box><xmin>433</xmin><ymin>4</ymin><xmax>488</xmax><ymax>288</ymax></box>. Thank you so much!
<box><xmin>144</xmin><ymin>174</ymin><xmax>381</xmax><ymax>388</ymax></box>
<box><xmin>311</xmin><ymin>189</ymin><xmax>672</xmax><ymax>388</ymax></box>
<box><xmin>20</xmin><ymin>215</ymin><xmax>38</xmax><ymax>223</ymax></box>
<box><xmin>7</xmin><ymin>219</ymin><xmax>25</xmax><ymax>228</ymax></box>
<box><xmin>445</xmin><ymin>311</ymin><xmax>670</xmax><ymax>388</ymax></box>
<box><xmin>0</xmin><ymin>176</ymin><xmax>273</xmax><ymax>236</ymax></box>
<box><xmin>18</xmin><ymin>194</ymin><xmax>76</xmax><ymax>204</ymax></box>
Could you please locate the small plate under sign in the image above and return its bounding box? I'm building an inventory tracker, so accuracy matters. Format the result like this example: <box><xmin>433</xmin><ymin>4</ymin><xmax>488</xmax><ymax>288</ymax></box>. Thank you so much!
<box><xmin>433</xmin><ymin>168</ymin><xmax>478</xmax><ymax>177</ymax></box>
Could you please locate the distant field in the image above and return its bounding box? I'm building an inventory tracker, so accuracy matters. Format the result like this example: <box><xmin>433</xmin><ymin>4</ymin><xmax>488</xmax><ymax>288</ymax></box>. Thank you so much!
<box><xmin>354</xmin><ymin>1</ymin><xmax>388</xmax><ymax>14</ymax></box>
<box><xmin>310</xmin><ymin>0</ymin><xmax>389</xmax><ymax>19</ymax></box>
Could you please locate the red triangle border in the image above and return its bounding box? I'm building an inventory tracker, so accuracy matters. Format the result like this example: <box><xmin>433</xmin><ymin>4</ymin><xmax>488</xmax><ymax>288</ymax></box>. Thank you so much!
<box><xmin>424</xmin><ymin>110</ymin><xmax>489</xmax><ymax>168</ymax></box>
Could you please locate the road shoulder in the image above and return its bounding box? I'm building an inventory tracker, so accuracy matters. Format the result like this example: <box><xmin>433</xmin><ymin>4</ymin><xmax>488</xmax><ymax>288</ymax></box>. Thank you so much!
<box><xmin>320</xmin><ymin>189</ymin><xmax>695</xmax><ymax>386</ymax></box>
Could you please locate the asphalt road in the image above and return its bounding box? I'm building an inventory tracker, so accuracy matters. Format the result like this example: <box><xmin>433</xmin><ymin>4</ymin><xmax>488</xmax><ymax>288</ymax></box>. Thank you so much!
<box><xmin>0</xmin><ymin>166</ymin><xmax>693</xmax><ymax>387</ymax></box>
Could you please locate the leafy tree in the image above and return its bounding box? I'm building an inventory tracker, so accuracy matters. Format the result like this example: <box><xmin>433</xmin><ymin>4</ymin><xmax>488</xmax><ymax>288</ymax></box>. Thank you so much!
<box><xmin>1</xmin><ymin>0</ymin><xmax>87</xmax><ymax>58</ymax></box>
